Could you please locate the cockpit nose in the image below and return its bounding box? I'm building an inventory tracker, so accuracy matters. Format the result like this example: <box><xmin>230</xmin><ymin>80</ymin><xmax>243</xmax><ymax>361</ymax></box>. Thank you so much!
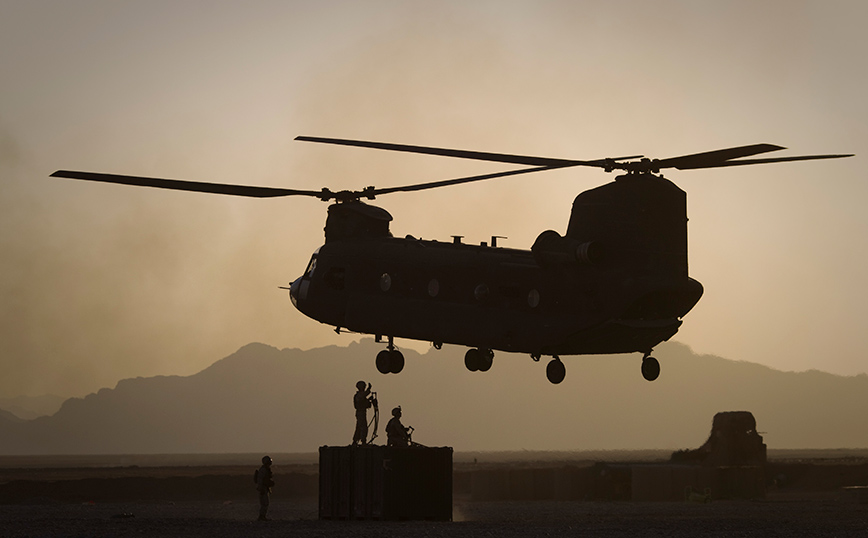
<box><xmin>289</xmin><ymin>277</ymin><xmax>302</xmax><ymax>308</ymax></box>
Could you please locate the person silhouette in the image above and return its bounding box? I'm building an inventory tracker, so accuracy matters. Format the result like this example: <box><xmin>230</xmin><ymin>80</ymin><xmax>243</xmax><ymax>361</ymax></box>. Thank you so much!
<box><xmin>255</xmin><ymin>455</ymin><xmax>274</xmax><ymax>521</ymax></box>
<box><xmin>386</xmin><ymin>406</ymin><xmax>411</xmax><ymax>447</ymax></box>
<box><xmin>352</xmin><ymin>381</ymin><xmax>374</xmax><ymax>445</ymax></box>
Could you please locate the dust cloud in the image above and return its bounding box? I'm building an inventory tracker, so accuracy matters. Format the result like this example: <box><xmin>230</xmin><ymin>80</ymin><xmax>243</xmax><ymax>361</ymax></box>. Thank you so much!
<box><xmin>1</xmin><ymin>2</ymin><xmax>866</xmax><ymax>400</ymax></box>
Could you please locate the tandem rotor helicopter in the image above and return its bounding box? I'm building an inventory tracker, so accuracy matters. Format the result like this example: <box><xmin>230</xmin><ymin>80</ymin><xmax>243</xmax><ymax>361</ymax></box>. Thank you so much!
<box><xmin>52</xmin><ymin>137</ymin><xmax>852</xmax><ymax>384</ymax></box>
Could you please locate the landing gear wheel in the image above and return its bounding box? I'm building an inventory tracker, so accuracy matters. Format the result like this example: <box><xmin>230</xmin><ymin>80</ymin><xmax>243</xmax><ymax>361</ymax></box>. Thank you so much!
<box><xmin>641</xmin><ymin>356</ymin><xmax>660</xmax><ymax>381</ymax></box>
<box><xmin>464</xmin><ymin>348</ymin><xmax>481</xmax><ymax>372</ymax></box>
<box><xmin>478</xmin><ymin>349</ymin><xmax>494</xmax><ymax>372</ymax></box>
<box><xmin>389</xmin><ymin>350</ymin><xmax>405</xmax><ymax>374</ymax></box>
<box><xmin>546</xmin><ymin>358</ymin><xmax>566</xmax><ymax>384</ymax></box>
<box><xmin>376</xmin><ymin>350</ymin><xmax>391</xmax><ymax>374</ymax></box>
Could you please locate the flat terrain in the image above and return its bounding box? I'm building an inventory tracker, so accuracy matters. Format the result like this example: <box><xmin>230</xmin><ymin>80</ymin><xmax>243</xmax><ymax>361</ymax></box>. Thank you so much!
<box><xmin>1</xmin><ymin>451</ymin><xmax>866</xmax><ymax>537</ymax></box>
<box><xmin>2</xmin><ymin>496</ymin><xmax>867</xmax><ymax>537</ymax></box>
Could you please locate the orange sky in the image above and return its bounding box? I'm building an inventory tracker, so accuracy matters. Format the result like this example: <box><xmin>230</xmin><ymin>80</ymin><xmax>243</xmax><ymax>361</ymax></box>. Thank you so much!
<box><xmin>1</xmin><ymin>1</ymin><xmax>865</xmax><ymax>398</ymax></box>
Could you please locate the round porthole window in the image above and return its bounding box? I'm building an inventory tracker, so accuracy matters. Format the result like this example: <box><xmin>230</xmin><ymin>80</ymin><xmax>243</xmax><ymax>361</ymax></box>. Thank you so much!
<box><xmin>528</xmin><ymin>289</ymin><xmax>540</xmax><ymax>308</ymax></box>
<box><xmin>380</xmin><ymin>273</ymin><xmax>392</xmax><ymax>292</ymax></box>
<box><xmin>474</xmin><ymin>284</ymin><xmax>489</xmax><ymax>301</ymax></box>
<box><xmin>428</xmin><ymin>279</ymin><xmax>440</xmax><ymax>297</ymax></box>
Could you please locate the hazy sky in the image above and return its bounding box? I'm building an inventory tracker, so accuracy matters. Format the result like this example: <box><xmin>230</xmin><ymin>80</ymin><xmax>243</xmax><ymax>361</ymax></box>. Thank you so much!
<box><xmin>1</xmin><ymin>0</ymin><xmax>866</xmax><ymax>398</ymax></box>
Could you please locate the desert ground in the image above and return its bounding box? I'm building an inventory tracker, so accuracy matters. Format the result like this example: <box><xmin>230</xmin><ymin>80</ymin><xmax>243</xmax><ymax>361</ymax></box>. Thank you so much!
<box><xmin>1</xmin><ymin>451</ymin><xmax>866</xmax><ymax>537</ymax></box>
<box><xmin>3</xmin><ymin>496</ymin><xmax>868</xmax><ymax>538</ymax></box>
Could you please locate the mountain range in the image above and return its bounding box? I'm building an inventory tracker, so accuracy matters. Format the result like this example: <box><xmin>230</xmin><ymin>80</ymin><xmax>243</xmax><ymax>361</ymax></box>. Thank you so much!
<box><xmin>0</xmin><ymin>395</ymin><xmax>66</xmax><ymax>420</ymax></box>
<box><xmin>0</xmin><ymin>340</ymin><xmax>866</xmax><ymax>455</ymax></box>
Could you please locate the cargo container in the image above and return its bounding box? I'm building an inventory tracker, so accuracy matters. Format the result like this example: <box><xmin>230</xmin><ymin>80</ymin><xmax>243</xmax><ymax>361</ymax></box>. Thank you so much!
<box><xmin>319</xmin><ymin>445</ymin><xmax>452</xmax><ymax>520</ymax></box>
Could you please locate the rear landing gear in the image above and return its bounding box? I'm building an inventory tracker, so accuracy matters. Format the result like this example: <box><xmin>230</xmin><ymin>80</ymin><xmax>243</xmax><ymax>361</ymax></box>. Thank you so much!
<box><xmin>641</xmin><ymin>353</ymin><xmax>660</xmax><ymax>381</ymax></box>
<box><xmin>464</xmin><ymin>348</ymin><xmax>494</xmax><ymax>372</ymax></box>
<box><xmin>376</xmin><ymin>337</ymin><xmax>404</xmax><ymax>374</ymax></box>
<box><xmin>546</xmin><ymin>356</ymin><xmax>566</xmax><ymax>384</ymax></box>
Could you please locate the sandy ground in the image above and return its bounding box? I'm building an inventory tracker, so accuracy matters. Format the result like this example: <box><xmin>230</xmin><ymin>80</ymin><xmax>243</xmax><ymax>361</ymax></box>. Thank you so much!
<box><xmin>2</xmin><ymin>495</ymin><xmax>867</xmax><ymax>537</ymax></box>
<box><xmin>2</xmin><ymin>453</ymin><xmax>867</xmax><ymax>537</ymax></box>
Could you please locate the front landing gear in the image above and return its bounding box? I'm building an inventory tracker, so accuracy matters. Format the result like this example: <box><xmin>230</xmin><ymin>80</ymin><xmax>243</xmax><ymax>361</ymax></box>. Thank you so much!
<box><xmin>531</xmin><ymin>354</ymin><xmax>566</xmax><ymax>384</ymax></box>
<box><xmin>641</xmin><ymin>353</ymin><xmax>660</xmax><ymax>381</ymax></box>
<box><xmin>546</xmin><ymin>356</ymin><xmax>566</xmax><ymax>384</ymax></box>
<box><xmin>375</xmin><ymin>337</ymin><xmax>404</xmax><ymax>374</ymax></box>
<box><xmin>464</xmin><ymin>348</ymin><xmax>494</xmax><ymax>372</ymax></box>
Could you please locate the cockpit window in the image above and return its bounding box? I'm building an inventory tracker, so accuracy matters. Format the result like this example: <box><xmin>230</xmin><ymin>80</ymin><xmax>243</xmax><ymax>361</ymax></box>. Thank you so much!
<box><xmin>305</xmin><ymin>254</ymin><xmax>318</xmax><ymax>277</ymax></box>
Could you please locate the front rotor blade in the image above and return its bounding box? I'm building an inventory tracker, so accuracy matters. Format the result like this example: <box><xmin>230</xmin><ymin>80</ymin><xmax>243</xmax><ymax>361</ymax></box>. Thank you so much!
<box><xmin>296</xmin><ymin>136</ymin><xmax>607</xmax><ymax>168</ymax></box>
<box><xmin>656</xmin><ymin>144</ymin><xmax>786</xmax><ymax>170</ymax></box>
<box><xmin>51</xmin><ymin>171</ymin><xmax>322</xmax><ymax>198</ymax></box>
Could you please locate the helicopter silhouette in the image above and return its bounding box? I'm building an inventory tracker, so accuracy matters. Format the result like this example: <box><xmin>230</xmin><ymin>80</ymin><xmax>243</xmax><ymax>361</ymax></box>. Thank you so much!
<box><xmin>51</xmin><ymin>137</ymin><xmax>852</xmax><ymax>384</ymax></box>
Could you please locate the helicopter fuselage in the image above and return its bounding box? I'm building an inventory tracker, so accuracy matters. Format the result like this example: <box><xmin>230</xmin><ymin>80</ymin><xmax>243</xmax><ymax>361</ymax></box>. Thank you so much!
<box><xmin>290</xmin><ymin>236</ymin><xmax>700</xmax><ymax>356</ymax></box>
<box><xmin>289</xmin><ymin>173</ymin><xmax>703</xmax><ymax>357</ymax></box>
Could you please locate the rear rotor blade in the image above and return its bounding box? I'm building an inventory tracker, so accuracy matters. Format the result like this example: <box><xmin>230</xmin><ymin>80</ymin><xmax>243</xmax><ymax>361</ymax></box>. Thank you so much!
<box><xmin>295</xmin><ymin>135</ymin><xmax>615</xmax><ymax>168</ymax></box>
<box><xmin>672</xmin><ymin>153</ymin><xmax>855</xmax><ymax>169</ymax></box>
<box><xmin>371</xmin><ymin>165</ymin><xmax>570</xmax><ymax>197</ymax></box>
<box><xmin>656</xmin><ymin>144</ymin><xmax>786</xmax><ymax>170</ymax></box>
<box><xmin>51</xmin><ymin>170</ymin><xmax>323</xmax><ymax>198</ymax></box>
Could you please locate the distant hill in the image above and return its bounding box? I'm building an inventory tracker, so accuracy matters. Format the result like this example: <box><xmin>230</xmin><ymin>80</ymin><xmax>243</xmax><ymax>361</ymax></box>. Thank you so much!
<box><xmin>0</xmin><ymin>394</ymin><xmax>66</xmax><ymax>420</ymax></box>
<box><xmin>0</xmin><ymin>408</ymin><xmax>23</xmax><ymax>424</ymax></box>
<box><xmin>0</xmin><ymin>340</ymin><xmax>866</xmax><ymax>455</ymax></box>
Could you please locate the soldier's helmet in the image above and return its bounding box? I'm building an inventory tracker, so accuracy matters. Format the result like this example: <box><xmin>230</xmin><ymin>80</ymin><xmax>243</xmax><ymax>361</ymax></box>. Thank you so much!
<box><xmin>262</xmin><ymin>455</ymin><xmax>272</xmax><ymax>465</ymax></box>
<box><xmin>391</xmin><ymin>407</ymin><xmax>401</xmax><ymax>417</ymax></box>
<box><xmin>356</xmin><ymin>380</ymin><xmax>366</xmax><ymax>390</ymax></box>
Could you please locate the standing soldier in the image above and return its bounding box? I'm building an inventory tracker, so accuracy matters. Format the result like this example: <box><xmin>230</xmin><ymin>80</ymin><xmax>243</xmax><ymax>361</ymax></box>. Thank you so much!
<box><xmin>352</xmin><ymin>381</ymin><xmax>374</xmax><ymax>445</ymax></box>
<box><xmin>255</xmin><ymin>455</ymin><xmax>274</xmax><ymax>521</ymax></box>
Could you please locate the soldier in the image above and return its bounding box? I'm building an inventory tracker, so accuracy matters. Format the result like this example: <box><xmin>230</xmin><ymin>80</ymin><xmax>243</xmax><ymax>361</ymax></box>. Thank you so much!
<box><xmin>255</xmin><ymin>455</ymin><xmax>275</xmax><ymax>521</ymax></box>
<box><xmin>386</xmin><ymin>406</ymin><xmax>411</xmax><ymax>447</ymax></box>
<box><xmin>352</xmin><ymin>381</ymin><xmax>374</xmax><ymax>445</ymax></box>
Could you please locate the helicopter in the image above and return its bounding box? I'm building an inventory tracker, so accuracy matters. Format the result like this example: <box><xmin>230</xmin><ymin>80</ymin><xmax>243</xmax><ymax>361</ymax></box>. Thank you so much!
<box><xmin>51</xmin><ymin>137</ymin><xmax>852</xmax><ymax>384</ymax></box>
